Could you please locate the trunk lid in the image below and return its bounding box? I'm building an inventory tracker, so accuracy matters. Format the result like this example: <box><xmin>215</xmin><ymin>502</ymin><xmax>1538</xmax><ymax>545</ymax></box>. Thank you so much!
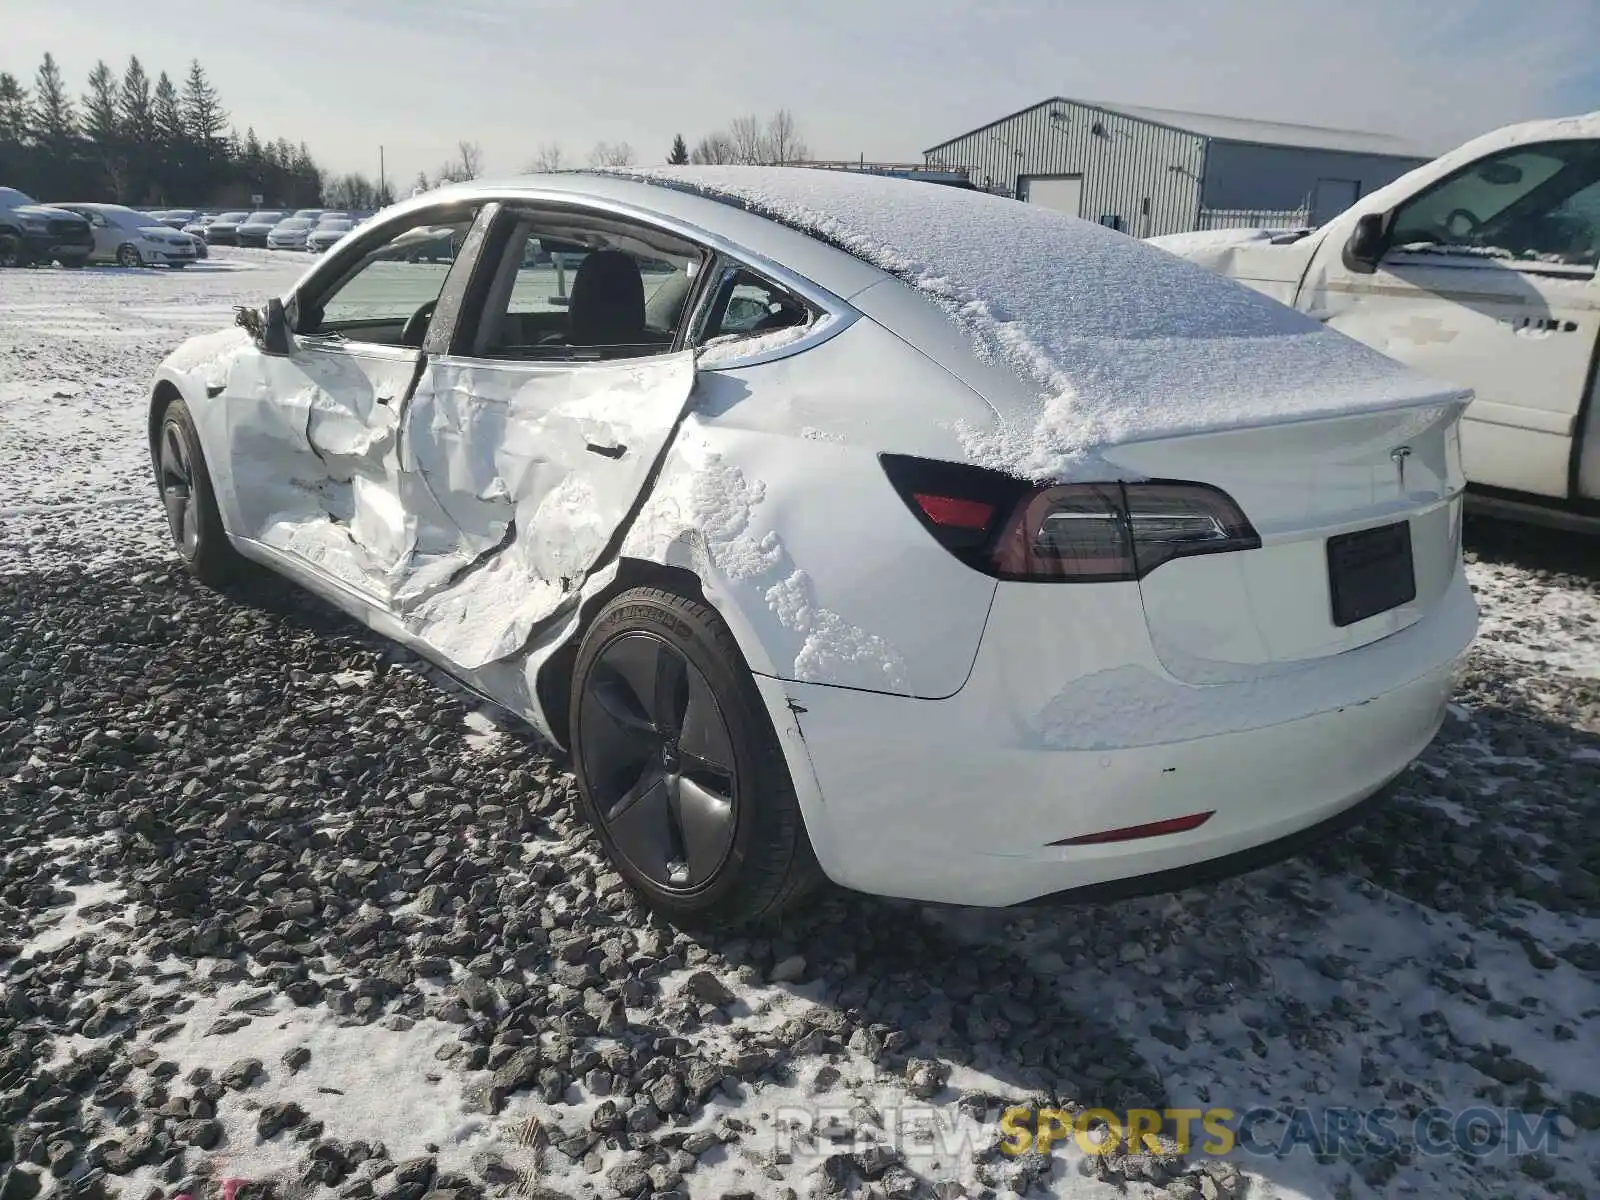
<box><xmin>1103</xmin><ymin>398</ymin><xmax>1469</xmax><ymax>681</ymax></box>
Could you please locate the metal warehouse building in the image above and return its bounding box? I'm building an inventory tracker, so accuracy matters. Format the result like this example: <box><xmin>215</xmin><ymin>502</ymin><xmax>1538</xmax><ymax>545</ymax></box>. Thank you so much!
<box><xmin>923</xmin><ymin>97</ymin><xmax>1433</xmax><ymax>237</ymax></box>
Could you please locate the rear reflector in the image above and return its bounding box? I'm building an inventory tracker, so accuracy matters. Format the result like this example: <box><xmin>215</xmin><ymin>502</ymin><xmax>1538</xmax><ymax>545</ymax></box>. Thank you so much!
<box><xmin>913</xmin><ymin>493</ymin><xmax>994</xmax><ymax>530</ymax></box>
<box><xmin>1051</xmin><ymin>810</ymin><xmax>1215</xmax><ymax>846</ymax></box>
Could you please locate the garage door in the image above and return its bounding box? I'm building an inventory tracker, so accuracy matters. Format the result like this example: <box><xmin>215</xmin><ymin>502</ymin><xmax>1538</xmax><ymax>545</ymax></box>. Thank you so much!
<box><xmin>1020</xmin><ymin>175</ymin><xmax>1084</xmax><ymax>216</ymax></box>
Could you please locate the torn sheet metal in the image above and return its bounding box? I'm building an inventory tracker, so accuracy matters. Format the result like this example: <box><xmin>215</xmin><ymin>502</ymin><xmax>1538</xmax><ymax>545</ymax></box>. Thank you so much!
<box><xmin>399</xmin><ymin>351</ymin><xmax>697</xmax><ymax>671</ymax></box>
<box><xmin>230</xmin><ymin>346</ymin><xmax>423</xmax><ymax>601</ymax></box>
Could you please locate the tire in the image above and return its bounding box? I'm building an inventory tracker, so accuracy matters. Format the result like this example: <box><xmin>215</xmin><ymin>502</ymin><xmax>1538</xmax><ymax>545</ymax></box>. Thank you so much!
<box><xmin>0</xmin><ymin>232</ymin><xmax>26</xmax><ymax>268</ymax></box>
<box><xmin>60</xmin><ymin>257</ymin><xmax>86</xmax><ymax>269</ymax></box>
<box><xmin>172</xmin><ymin>262</ymin><xmax>190</xmax><ymax>269</ymax></box>
<box><xmin>117</xmin><ymin>243</ymin><xmax>143</xmax><ymax>268</ymax></box>
<box><xmin>569</xmin><ymin>587</ymin><xmax>821</xmax><ymax>928</ymax></box>
<box><xmin>154</xmin><ymin>397</ymin><xmax>246</xmax><ymax>587</ymax></box>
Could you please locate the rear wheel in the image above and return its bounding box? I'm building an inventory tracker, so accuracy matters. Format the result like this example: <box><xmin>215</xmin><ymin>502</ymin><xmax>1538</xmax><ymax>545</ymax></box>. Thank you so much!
<box><xmin>155</xmin><ymin>397</ymin><xmax>245</xmax><ymax>587</ymax></box>
<box><xmin>0</xmin><ymin>233</ymin><xmax>25</xmax><ymax>268</ymax></box>
<box><xmin>569</xmin><ymin>588</ymin><xmax>821</xmax><ymax>928</ymax></box>
<box><xmin>117</xmin><ymin>243</ymin><xmax>142</xmax><ymax>268</ymax></box>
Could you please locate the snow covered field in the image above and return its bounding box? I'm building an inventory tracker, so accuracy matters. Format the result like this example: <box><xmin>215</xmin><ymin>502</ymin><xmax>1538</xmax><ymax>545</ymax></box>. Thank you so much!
<box><xmin>2</xmin><ymin>250</ymin><xmax>1598</xmax><ymax>1200</ymax></box>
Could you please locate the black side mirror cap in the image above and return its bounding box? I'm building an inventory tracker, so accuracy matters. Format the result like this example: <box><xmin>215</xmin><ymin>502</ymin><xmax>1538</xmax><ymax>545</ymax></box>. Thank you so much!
<box><xmin>1342</xmin><ymin>212</ymin><xmax>1388</xmax><ymax>275</ymax></box>
<box><xmin>234</xmin><ymin>297</ymin><xmax>291</xmax><ymax>354</ymax></box>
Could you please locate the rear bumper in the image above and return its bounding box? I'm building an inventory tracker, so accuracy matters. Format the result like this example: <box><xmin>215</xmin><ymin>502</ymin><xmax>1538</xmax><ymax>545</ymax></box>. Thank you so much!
<box><xmin>768</xmin><ymin>570</ymin><xmax>1477</xmax><ymax>907</ymax></box>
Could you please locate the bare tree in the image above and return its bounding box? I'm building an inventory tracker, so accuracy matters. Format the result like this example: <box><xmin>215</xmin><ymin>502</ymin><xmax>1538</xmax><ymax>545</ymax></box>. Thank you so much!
<box><xmin>527</xmin><ymin>142</ymin><xmax>565</xmax><ymax>173</ymax></box>
<box><xmin>433</xmin><ymin>140</ymin><xmax>483</xmax><ymax>184</ymax></box>
<box><xmin>727</xmin><ymin>114</ymin><xmax>767</xmax><ymax>164</ymax></box>
<box><xmin>691</xmin><ymin>110</ymin><xmax>808</xmax><ymax>165</ymax></box>
<box><xmin>765</xmin><ymin>108</ymin><xmax>808</xmax><ymax>164</ymax></box>
<box><xmin>689</xmin><ymin>131</ymin><xmax>737</xmax><ymax>165</ymax></box>
<box><xmin>588</xmin><ymin>140</ymin><xmax>636</xmax><ymax>168</ymax></box>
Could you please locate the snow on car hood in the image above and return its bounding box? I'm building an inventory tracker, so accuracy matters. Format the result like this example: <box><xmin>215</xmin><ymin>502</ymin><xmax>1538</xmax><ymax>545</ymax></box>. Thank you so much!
<box><xmin>611</xmin><ymin>165</ymin><xmax>1466</xmax><ymax>481</ymax></box>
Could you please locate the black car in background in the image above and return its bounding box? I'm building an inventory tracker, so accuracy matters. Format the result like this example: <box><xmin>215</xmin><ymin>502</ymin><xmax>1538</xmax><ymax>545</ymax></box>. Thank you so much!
<box><xmin>0</xmin><ymin>186</ymin><xmax>94</xmax><ymax>267</ymax></box>
<box><xmin>235</xmin><ymin>211</ymin><xmax>286</xmax><ymax>247</ymax></box>
<box><xmin>202</xmin><ymin>211</ymin><xmax>251</xmax><ymax>245</ymax></box>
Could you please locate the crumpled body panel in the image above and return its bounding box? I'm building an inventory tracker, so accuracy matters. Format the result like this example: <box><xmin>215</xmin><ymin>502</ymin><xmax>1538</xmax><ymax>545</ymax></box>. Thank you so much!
<box><xmin>399</xmin><ymin>353</ymin><xmax>697</xmax><ymax>670</ymax></box>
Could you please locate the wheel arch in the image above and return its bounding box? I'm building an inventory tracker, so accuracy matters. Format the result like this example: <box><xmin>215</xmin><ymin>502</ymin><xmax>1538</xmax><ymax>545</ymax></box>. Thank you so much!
<box><xmin>147</xmin><ymin>379</ymin><xmax>184</xmax><ymax>479</ymax></box>
<box><xmin>534</xmin><ymin>557</ymin><xmax>716</xmax><ymax>753</ymax></box>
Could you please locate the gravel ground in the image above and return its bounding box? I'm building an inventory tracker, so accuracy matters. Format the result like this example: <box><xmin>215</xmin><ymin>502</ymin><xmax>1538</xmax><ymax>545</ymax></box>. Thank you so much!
<box><xmin>2</xmin><ymin>253</ymin><xmax>1598</xmax><ymax>1200</ymax></box>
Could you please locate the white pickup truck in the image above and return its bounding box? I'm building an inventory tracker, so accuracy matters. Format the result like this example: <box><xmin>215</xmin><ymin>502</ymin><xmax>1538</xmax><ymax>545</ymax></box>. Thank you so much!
<box><xmin>1151</xmin><ymin>113</ymin><xmax>1600</xmax><ymax>531</ymax></box>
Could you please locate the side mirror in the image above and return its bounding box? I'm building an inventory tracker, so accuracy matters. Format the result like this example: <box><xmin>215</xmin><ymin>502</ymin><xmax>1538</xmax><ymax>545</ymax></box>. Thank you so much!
<box><xmin>234</xmin><ymin>297</ymin><xmax>291</xmax><ymax>354</ymax></box>
<box><xmin>1342</xmin><ymin>212</ymin><xmax>1388</xmax><ymax>274</ymax></box>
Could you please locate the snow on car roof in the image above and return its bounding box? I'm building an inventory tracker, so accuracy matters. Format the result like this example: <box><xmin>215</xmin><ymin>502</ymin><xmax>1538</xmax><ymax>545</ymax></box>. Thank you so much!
<box><xmin>608</xmin><ymin>165</ymin><xmax>1465</xmax><ymax>480</ymax></box>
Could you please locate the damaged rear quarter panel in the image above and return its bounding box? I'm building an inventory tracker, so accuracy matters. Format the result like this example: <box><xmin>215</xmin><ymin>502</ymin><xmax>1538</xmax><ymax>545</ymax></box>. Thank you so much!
<box><xmin>620</xmin><ymin>319</ymin><xmax>1000</xmax><ymax>699</ymax></box>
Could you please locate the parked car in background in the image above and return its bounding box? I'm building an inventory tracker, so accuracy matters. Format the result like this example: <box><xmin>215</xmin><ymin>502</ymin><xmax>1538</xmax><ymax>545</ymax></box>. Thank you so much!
<box><xmin>0</xmin><ymin>186</ymin><xmax>93</xmax><ymax>267</ymax></box>
<box><xmin>291</xmin><ymin>208</ymin><xmax>326</xmax><ymax>222</ymax></box>
<box><xmin>185</xmin><ymin>229</ymin><xmax>209</xmax><ymax>259</ymax></box>
<box><xmin>1151</xmin><ymin>112</ymin><xmax>1600</xmax><ymax>531</ymax></box>
<box><xmin>204</xmin><ymin>212</ymin><xmax>251</xmax><ymax>245</ymax></box>
<box><xmin>155</xmin><ymin>209</ymin><xmax>198</xmax><ymax>230</ymax></box>
<box><xmin>236</xmin><ymin>211</ymin><xmax>286</xmax><ymax>247</ymax></box>
<box><xmin>146</xmin><ymin>170</ymin><xmax>1476</xmax><ymax>925</ymax></box>
<box><xmin>266</xmin><ymin>216</ymin><xmax>317</xmax><ymax>251</ymax></box>
<box><xmin>305</xmin><ymin>217</ymin><xmax>353</xmax><ymax>253</ymax></box>
<box><xmin>53</xmin><ymin>202</ymin><xmax>197</xmax><ymax>267</ymax></box>
<box><xmin>182</xmin><ymin>214</ymin><xmax>215</xmax><ymax>240</ymax></box>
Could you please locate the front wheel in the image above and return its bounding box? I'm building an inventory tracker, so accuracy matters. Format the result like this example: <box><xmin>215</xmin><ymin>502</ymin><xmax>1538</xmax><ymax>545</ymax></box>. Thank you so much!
<box><xmin>0</xmin><ymin>233</ymin><xmax>26</xmax><ymax>268</ymax></box>
<box><xmin>155</xmin><ymin>397</ymin><xmax>246</xmax><ymax>587</ymax></box>
<box><xmin>117</xmin><ymin>243</ymin><xmax>142</xmax><ymax>268</ymax></box>
<box><xmin>569</xmin><ymin>588</ymin><xmax>821</xmax><ymax>928</ymax></box>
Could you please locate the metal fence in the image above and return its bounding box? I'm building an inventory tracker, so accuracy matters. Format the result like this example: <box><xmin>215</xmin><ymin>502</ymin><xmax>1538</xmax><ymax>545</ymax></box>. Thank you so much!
<box><xmin>1195</xmin><ymin>207</ymin><xmax>1312</xmax><ymax>231</ymax></box>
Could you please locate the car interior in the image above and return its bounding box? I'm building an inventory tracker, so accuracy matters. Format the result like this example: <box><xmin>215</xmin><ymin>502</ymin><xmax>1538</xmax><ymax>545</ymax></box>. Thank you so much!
<box><xmin>291</xmin><ymin>204</ymin><xmax>818</xmax><ymax>358</ymax></box>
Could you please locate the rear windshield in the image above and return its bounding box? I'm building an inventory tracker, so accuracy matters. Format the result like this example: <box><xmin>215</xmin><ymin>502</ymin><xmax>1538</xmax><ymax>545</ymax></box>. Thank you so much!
<box><xmin>248</xmin><ymin>212</ymin><xmax>284</xmax><ymax>222</ymax></box>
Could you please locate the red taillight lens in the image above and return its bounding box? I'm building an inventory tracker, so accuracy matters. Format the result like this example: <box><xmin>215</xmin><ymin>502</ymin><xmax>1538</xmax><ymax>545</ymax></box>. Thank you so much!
<box><xmin>881</xmin><ymin>455</ymin><xmax>1260</xmax><ymax>582</ymax></box>
<box><xmin>912</xmin><ymin>493</ymin><xmax>995</xmax><ymax>530</ymax></box>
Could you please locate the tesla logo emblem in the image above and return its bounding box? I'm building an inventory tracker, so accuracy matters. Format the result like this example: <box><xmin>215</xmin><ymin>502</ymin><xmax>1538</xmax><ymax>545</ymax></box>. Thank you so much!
<box><xmin>1391</xmin><ymin>445</ymin><xmax>1412</xmax><ymax>490</ymax></box>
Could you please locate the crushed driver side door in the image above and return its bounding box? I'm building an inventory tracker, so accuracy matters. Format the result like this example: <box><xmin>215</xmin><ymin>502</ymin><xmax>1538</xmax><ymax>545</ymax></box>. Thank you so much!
<box><xmin>224</xmin><ymin>202</ymin><xmax>490</xmax><ymax>602</ymax></box>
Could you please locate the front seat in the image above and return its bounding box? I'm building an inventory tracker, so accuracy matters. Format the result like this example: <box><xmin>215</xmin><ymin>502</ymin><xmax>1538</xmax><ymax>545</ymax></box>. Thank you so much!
<box><xmin>568</xmin><ymin>250</ymin><xmax>646</xmax><ymax>347</ymax></box>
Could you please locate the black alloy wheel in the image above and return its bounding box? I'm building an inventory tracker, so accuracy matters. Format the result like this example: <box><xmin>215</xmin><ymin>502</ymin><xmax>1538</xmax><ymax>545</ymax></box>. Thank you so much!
<box><xmin>154</xmin><ymin>398</ymin><xmax>244</xmax><ymax>586</ymax></box>
<box><xmin>579</xmin><ymin>630</ymin><xmax>739</xmax><ymax>891</ymax></box>
<box><xmin>569</xmin><ymin>588</ymin><xmax>821</xmax><ymax>927</ymax></box>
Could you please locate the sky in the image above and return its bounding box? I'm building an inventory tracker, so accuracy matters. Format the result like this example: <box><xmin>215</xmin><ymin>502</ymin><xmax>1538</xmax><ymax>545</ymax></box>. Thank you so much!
<box><xmin>7</xmin><ymin>0</ymin><xmax>1599</xmax><ymax>190</ymax></box>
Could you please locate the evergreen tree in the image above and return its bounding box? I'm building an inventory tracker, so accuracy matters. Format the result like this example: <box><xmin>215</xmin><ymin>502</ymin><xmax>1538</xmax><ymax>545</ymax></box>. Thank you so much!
<box><xmin>181</xmin><ymin>59</ymin><xmax>227</xmax><ymax>152</ymax></box>
<box><xmin>118</xmin><ymin>57</ymin><xmax>154</xmax><ymax>149</ymax></box>
<box><xmin>81</xmin><ymin>60</ymin><xmax>120</xmax><ymax>146</ymax></box>
<box><xmin>31</xmin><ymin>53</ymin><xmax>76</xmax><ymax>146</ymax></box>
<box><xmin>668</xmin><ymin>133</ymin><xmax>689</xmax><ymax>165</ymax></box>
<box><xmin>153</xmin><ymin>72</ymin><xmax>185</xmax><ymax>146</ymax></box>
<box><xmin>0</xmin><ymin>73</ymin><xmax>32</xmax><ymax>146</ymax></box>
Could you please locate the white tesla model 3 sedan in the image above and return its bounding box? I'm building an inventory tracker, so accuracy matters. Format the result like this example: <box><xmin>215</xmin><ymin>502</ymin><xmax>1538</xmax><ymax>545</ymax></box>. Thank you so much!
<box><xmin>146</xmin><ymin>167</ymin><xmax>1478</xmax><ymax>927</ymax></box>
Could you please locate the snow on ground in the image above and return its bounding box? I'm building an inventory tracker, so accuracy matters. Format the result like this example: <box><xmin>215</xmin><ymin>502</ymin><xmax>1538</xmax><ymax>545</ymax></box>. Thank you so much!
<box><xmin>1</xmin><ymin>254</ymin><xmax>1598</xmax><ymax>1200</ymax></box>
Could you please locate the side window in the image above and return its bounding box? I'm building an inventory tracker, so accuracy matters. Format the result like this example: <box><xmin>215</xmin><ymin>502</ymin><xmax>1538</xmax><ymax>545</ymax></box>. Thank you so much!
<box><xmin>468</xmin><ymin>213</ymin><xmax>707</xmax><ymax>360</ymax></box>
<box><xmin>296</xmin><ymin>210</ymin><xmax>478</xmax><ymax>345</ymax></box>
<box><xmin>1388</xmin><ymin>140</ymin><xmax>1600</xmax><ymax>270</ymax></box>
<box><xmin>699</xmin><ymin>268</ymin><xmax>814</xmax><ymax>344</ymax></box>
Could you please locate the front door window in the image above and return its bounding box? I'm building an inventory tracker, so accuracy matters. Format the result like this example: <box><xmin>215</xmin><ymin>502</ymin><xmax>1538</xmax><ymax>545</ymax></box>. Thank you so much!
<box><xmin>296</xmin><ymin>214</ymin><xmax>477</xmax><ymax>346</ymax></box>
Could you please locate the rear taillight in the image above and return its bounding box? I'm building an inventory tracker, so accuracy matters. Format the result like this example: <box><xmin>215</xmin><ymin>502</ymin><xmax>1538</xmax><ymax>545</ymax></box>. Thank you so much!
<box><xmin>881</xmin><ymin>454</ymin><xmax>1260</xmax><ymax>582</ymax></box>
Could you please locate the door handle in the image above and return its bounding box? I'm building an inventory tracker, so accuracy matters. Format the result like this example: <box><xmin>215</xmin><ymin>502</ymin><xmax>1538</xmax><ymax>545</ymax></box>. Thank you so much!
<box><xmin>586</xmin><ymin>442</ymin><xmax>626</xmax><ymax>459</ymax></box>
